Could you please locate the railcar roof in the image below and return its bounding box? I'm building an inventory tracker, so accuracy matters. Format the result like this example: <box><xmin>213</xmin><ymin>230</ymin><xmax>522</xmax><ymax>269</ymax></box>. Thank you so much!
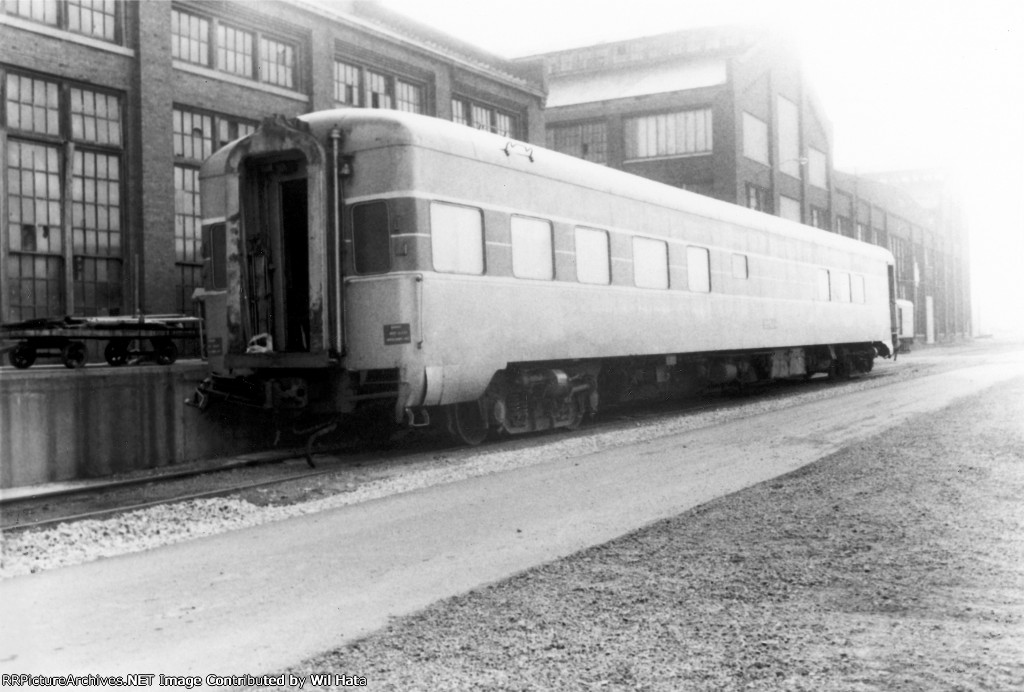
<box><xmin>214</xmin><ymin>109</ymin><xmax>894</xmax><ymax>265</ymax></box>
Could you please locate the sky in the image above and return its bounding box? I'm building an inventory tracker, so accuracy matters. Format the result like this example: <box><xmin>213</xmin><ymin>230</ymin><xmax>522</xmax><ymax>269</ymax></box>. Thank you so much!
<box><xmin>369</xmin><ymin>0</ymin><xmax>1024</xmax><ymax>334</ymax></box>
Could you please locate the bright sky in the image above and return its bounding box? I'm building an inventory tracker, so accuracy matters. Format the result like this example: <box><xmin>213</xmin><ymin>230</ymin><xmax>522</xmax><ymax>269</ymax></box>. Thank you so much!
<box><xmin>373</xmin><ymin>0</ymin><xmax>1024</xmax><ymax>334</ymax></box>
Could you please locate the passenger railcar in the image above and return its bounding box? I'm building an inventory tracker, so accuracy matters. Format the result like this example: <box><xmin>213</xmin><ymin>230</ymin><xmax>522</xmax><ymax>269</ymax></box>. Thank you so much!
<box><xmin>190</xmin><ymin>110</ymin><xmax>896</xmax><ymax>445</ymax></box>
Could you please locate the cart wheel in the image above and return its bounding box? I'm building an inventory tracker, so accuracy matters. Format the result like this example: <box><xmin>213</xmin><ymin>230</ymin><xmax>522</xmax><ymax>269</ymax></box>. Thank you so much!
<box><xmin>104</xmin><ymin>339</ymin><xmax>130</xmax><ymax>366</ymax></box>
<box><xmin>62</xmin><ymin>341</ymin><xmax>88</xmax><ymax>369</ymax></box>
<box><xmin>9</xmin><ymin>343</ymin><xmax>37</xmax><ymax>369</ymax></box>
<box><xmin>153</xmin><ymin>338</ymin><xmax>178</xmax><ymax>365</ymax></box>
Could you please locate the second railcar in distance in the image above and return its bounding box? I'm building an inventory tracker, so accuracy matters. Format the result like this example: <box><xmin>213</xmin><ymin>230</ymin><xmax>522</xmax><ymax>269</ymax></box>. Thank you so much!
<box><xmin>191</xmin><ymin>110</ymin><xmax>896</xmax><ymax>445</ymax></box>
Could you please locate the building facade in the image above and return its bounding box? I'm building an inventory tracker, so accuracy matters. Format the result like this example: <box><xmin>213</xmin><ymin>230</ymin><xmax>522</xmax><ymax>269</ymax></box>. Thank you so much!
<box><xmin>534</xmin><ymin>27</ymin><xmax>971</xmax><ymax>341</ymax></box>
<box><xmin>0</xmin><ymin>0</ymin><xmax>545</xmax><ymax>323</ymax></box>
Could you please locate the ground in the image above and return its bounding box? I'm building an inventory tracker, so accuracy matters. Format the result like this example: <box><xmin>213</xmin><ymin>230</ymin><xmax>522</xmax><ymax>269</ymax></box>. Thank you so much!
<box><xmin>259</xmin><ymin>375</ymin><xmax>1024</xmax><ymax>691</ymax></box>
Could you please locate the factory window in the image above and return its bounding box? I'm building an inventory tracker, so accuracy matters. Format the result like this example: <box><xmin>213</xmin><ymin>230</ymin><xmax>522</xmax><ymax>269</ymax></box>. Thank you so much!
<box><xmin>203</xmin><ymin>223</ymin><xmax>227</xmax><ymax>290</ymax></box>
<box><xmin>624</xmin><ymin>109</ymin><xmax>712</xmax><ymax>160</ymax></box>
<box><xmin>352</xmin><ymin>201</ymin><xmax>391</xmax><ymax>274</ymax></box>
<box><xmin>3</xmin><ymin>0</ymin><xmax>120</xmax><ymax>43</ymax></box>
<box><xmin>745</xmin><ymin>183</ymin><xmax>771</xmax><ymax>213</ymax></box>
<box><xmin>365</xmin><ymin>71</ymin><xmax>392</xmax><ymax>109</ymax></box>
<box><xmin>810</xmin><ymin>206</ymin><xmax>829</xmax><ymax>230</ymax></box>
<box><xmin>632</xmin><ymin>237</ymin><xmax>668</xmax><ymax>289</ymax></box>
<box><xmin>546</xmin><ymin>121</ymin><xmax>607</xmax><ymax>164</ymax></box>
<box><xmin>510</xmin><ymin>216</ymin><xmax>553</xmax><ymax>280</ymax></box>
<box><xmin>333</xmin><ymin>61</ymin><xmax>360</xmax><ymax>105</ymax></box>
<box><xmin>742</xmin><ymin>113</ymin><xmax>769</xmax><ymax>165</ymax></box>
<box><xmin>817</xmin><ymin>269</ymin><xmax>831</xmax><ymax>301</ymax></box>
<box><xmin>452</xmin><ymin>96</ymin><xmax>517</xmax><ymax>137</ymax></box>
<box><xmin>216</xmin><ymin>24</ymin><xmax>254</xmax><ymax>78</ymax></box>
<box><xmin>836</xmin><ymin>215</ymin><xmax>853</xmax><ymax>238</ymax></box>
<box><xmin>430</xmin><ymin>202</ymin><xmax>484</xmax><ymax>275</ymax></box>
<box><xmin>333</xmin><ymin>60</ymin><xmax>425</xmax><ymax>114</ymax></box>
<box><xmin>808</xmin><ymin>148</ymin><xmax>827</xmax><ymax>189</ymax></box>
<box><xmin>686</xmin><ymin>246</ymin><xmax>711</xmax><ymax>293</ymax></box>
<box><xmin>779</xmin><ymin>195</ymin><xmax>801</xmax><ymax>223</ymax></box>
<box><xmin>259</xmin><ymin>36</ymin><xmax>295</xmax><ymax>88</ymax></box>
<box><xmin>171</xmin><ymin>8</ymin><xmax>299</xmax><ymax>90</ymax></box>
<box><xmin>172</xmin><ymin>107</ymin><xmax>255</xmax><ymax>312</ymax></box>
<box><xmin>777</xmin><ymin>96</ymin><xmax>801</xmax><ymax>179</ymax></box>
<box><xmin>574</xmin><ymin>227</ymin><xmax>610</xmax><ymax>285</ymax></box>
<box><xmin>395</xmin><ymin>80</ymin><xmax>423</xmax><ymax>114</ymax></box>
<box><xmin>3</xmin><ymin>72</ymin><xmax>124</xmax><ymax>320</ymax></box>
<box><xmin>852</xmin><ymin>274</ymin><xmax>866</xmax><ymax>303</ymax></box>
<box><xmin>732</xmin><ymin>254</ymin><xmax>748</xmax><ymax>279</ymax></box>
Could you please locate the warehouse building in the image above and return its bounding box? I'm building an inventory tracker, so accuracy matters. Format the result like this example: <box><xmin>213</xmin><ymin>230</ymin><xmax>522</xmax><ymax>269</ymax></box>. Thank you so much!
<box><xmin>532</xmin><ymin>27</ymin><xmax>971</xmax><ymax>342</ymax></box>
<box><xmin>0</xmin><ymin>0</ymin><xmax>545</xmax><ymax>324</ymax></box>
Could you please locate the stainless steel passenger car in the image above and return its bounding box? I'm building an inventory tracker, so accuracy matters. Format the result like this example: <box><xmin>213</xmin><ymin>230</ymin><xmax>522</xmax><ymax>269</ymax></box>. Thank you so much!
<box><xmin>191</xmin><ymin>110</ymin><xmax>896</xmax><ymax>445</ymax></box>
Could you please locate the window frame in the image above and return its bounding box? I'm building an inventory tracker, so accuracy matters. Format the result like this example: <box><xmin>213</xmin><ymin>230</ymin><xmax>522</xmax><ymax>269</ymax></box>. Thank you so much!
<box><xmin>170</xmin><ymin>6</ymin><xmax>301</xmax><ymax>91</ymax></box>
<box><xmin>624</xmin><ymin>108</ymin><xmax>713</xmax><ymax>160</ymax></box>
<box><xmin>451</xmin><ymin>95</ymin><xmax>518</xmax><ymax>137</ymax></box>
<box><xmin>574</xmin><ymin>226</ymin><xmax>611</xmax><ymax>286</ymax></box>
<box><xmin>686</xmin><ymin>245</ymin><xmax>711</xmax><ymax>293</ymax></box>
<box><xmin>632</xmin><ymin>236</ymin><xmax>669</xmax><ymax>289</ymax></box>
<box><xmin>333</xmin><ymin>58</ymin><xmax>427</xmax><ymax>115</ymax></box>
<box><xmin>2</xmin><ymin>0</ymin><xmax>123</xmax><ymax>44</ymax></box>
<box><xmin>429</xmin><ymin>201</ymin><xmax>485</xmax><ymax>275</ymax></box>
<box><xmin>510</xmin><ymin>215</ymin><xmax>554</xmax><ymax>281</ymax></box>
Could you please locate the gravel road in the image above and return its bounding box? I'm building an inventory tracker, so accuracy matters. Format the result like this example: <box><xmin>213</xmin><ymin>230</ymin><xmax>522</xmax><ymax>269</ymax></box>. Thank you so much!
<box><xmin>257</xmin><ymin>371</ymin><xmax>1024</xmax><ymax>691</ymax></box>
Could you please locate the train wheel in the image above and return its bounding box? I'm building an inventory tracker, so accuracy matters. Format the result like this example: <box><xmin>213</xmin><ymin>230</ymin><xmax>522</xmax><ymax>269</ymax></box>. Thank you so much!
<box><xmin>62</xmin><ymin>341</ymin><xmax>87</xmax><ymax>369</ymax></box>
<box><xmin>9</xmin><ymin>343</ymin><xmax>36</xmax><ymax>369</ymax></box>
<box><xmin>446</xmin><ymin>401</ymin><xmax>488</xmax><ymax>446</ymax></box>
<box><xmin>104</xmin><ymin>339</ymin><xmax>130</xmax><ymax>366</ymax></box>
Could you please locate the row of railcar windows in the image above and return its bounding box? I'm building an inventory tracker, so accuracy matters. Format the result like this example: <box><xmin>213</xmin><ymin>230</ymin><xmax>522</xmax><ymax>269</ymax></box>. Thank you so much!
<box><xmin>353</xmin><ymin>200</ymin><xmax>865</xmax><ymax>303</ymax></box>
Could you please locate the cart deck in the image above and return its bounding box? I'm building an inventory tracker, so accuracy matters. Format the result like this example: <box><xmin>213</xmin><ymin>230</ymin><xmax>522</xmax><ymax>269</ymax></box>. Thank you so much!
<box><xmin>1</xmin><ymin>315</ymin><xmax>201</xmax><ymax>369</ymax></box>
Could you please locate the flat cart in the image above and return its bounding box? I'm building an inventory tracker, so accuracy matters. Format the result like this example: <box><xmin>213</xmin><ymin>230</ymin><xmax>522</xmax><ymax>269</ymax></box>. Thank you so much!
<box><xmin>1</xmin><ymin>315</ymin><xmax>201</xmax><ymax>369</ymax></box>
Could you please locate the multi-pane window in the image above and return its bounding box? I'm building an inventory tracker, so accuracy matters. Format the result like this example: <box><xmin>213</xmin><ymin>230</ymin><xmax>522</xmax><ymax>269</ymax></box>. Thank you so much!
<box><xmin>5</xmin><ymin>74</ymin><xmax>60</xmax><ymax>136</ymax></box>
<box><xmin>171</xmin><ymin>9</ymin><xmax>209</xmax><ymax>65</ymax></box>
<box><xmin>73</xmin><ymin>150</ymin><xmax>122</xmax><ymax>315</ymax></box>
<box><xmin>333</xmin><ymin>60</ymin><xmax>425</xmax><ymax>114</ymax></box>
<box><xmin>171</xmin><ymin>8</ymin><xmax>298</xmax><ymax>90</ymax></box>
<box><xmin>172</xmin><ymin>107</ymin><xmax>254</xmax><ymax>311</ymax></box>
<box><xmin>259</xmin><ymin>36</ymin><xmax>294</xmax><ymax>88</ymax></box>
<box><xmin>808</xmin><ymin>148</ymin><xmax>827</xmax><ymax>189</ymax></box>
<box><xmin>745</xmin><ymin>183</ymin><xmax>771</xmax><ymax>213</ymax></box>
<box><xmin>452</xmin><ymin>97</ymin><xmax>517</xmax><ymax>137</ymax></box>
<box><xmin>396</xmin><ymin>80</ymin><xmax>423</xmax><ymax>114</ymax></box>
<box><xmin>4</xmin><ymin>72</ymin><xmax>124</xmax><ymax>320</ymax></box>
<box><xmin>810</xmin><ymin>206</ymin><xmax>829</xmax><ymax>230</ymax></box>
<box><xmin>624</xmin><ymin>109</ymin><xmax>713</xmax><ymax>159</ymax></box>
<box><xmin>333</xmin><ymin>61</ymin><xmax>360</xmax><ymax>105</ymax></box>
<box><xmin>70</xmin><ymin>87</ymin><xmax>122</xmax><ymax>145</ymax></box>
<box><xmin>546</xmin><ymin>122</ymin><xmax>607</xmax><ymax>164</ymax></box>
<box><xmin>3</xmin><ymin>0</ymin><xmax>119</xmax><ymax>43</ymax></box>
<box><xmin>365</xmin><ymin>71</ymin><xmax>392</xmax><ymax>109</ymax></box>
<box><xmin>742</xmin><ymin>112</ymin><xmax>769</xmax><ymax>164</ymax></box>
<box><xmin>216</xmin><ymin>24</ymin><xmax>253</xmax><ymax>78</ymax></box>
<box><xmin>777</xmin><ymin>96</ymin><xmax>801</xmax><ymax>179</ymax></box>
<box><xmin>779</xmin><ymin>195</ymin><xmax>801</xmax><ymax>223</ymax></box>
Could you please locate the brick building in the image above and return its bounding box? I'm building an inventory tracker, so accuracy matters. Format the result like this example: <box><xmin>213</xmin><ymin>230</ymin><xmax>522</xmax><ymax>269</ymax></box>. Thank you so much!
<box><xmin>0</xmin><ymin>0</ymin><xmax>545</xmax><ymax>322</ymax></box>
<box><xmin>533</xmin><ymin>27</ymin><xmax>971</xmax><ymax>341</ymax></box>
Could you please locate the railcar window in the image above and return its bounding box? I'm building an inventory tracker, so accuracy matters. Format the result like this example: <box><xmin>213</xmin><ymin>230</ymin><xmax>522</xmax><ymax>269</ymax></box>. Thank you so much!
<box><xmin>430</xmin><ymin>202</ymin><xmax>484</xmax><ymax>275</ymax></box>
<box><xmin>834</xmin><ymin>272</ymin><xmax>852</xmax><ymax>302</ymax></box>
<box><xmin>732</xmin><ymin>254</ymin><xmax>749</xmax><ymax>279</ymax></box>
<box><xmin>510</xmin><ymin>216</ymin><xmax>554</xmax><ymax>280</ymax></box>
<box><xmin>852</xmin><ymin>275</ymin><xmax>866</xmax><ymax>303</ymax></box>
<box><xmin>817</xmin><ymin>269</ymin><xmax>831</xmax><ymax>301</ymax></box>
<box><xmin>574</xmin><ymin>227</ymin><xmax>611</xmax><ymax>285</ymax></box>
<box><xmin>352</xmin><ymin>202</ymin><xmax>391</xmax><ymax>274</ymax></box>
<box><xmin>686</xmin><ymin>246</ymin><xmax>711</xmax><ymax>293</ymax></box>
<box><xmin>633</xmin><ymin>237</ymin><xmax>669</xmax><ymax>289</ymax></box>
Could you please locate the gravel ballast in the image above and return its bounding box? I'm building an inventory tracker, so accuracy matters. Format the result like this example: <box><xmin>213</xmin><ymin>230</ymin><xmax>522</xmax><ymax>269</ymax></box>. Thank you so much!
<box><xmin>258</xmin><ymin>375</ymin><xmax>1024</xmax><ymax>691</ymax></box>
